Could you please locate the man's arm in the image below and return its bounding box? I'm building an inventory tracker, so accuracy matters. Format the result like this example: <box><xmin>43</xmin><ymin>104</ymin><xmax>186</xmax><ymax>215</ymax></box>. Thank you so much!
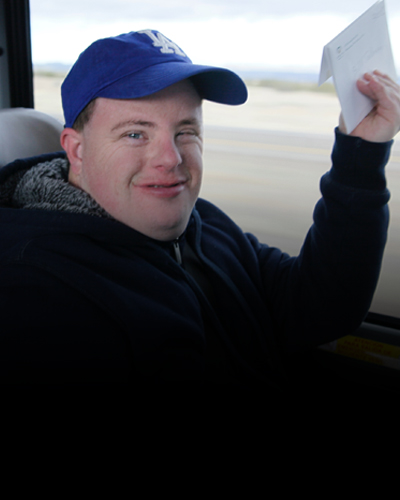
<box><xmin>258</xmin><ymin>71</ymin><xmax>399</xmax><ymax>353</ymax></box>
<box><xmin>0</xmin><ymin>263</ymin><xmax>133</xmax><ymax>383</ymax></box>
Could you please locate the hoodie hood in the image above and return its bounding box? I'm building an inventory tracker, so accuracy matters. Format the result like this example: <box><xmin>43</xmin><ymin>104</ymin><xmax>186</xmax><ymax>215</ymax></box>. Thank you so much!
<box><xmin>0</xmin><ymin>153</ymin><xmax>111</xmax><ymax>219</ymax></box>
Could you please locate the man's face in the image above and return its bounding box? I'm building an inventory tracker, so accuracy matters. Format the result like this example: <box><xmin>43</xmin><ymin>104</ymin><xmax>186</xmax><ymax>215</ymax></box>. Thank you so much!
<box><xmin>67</xmin><ymin>80</ymin><xmax>203</xmax><ymax>241</ymax></box>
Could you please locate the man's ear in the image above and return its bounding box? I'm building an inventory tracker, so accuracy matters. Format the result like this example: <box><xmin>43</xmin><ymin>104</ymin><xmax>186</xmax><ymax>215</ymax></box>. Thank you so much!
<box><xmin>61</xmin><ymin>128</ymin><xmax>83</xmax><ymax>180</ymax></box>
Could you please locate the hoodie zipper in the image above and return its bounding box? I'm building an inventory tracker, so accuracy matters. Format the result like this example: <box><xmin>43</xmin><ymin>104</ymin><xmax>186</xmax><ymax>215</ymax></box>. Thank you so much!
<box><xmin>173</xmin><ymin>239</ymin><xmax>182</xmax><ymax>265</ymax></box>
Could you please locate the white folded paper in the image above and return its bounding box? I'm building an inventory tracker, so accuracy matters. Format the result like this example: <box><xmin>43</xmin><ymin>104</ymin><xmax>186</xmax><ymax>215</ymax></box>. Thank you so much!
<box><xmin>319</xmin><ymin>0</ymin><xmax>397</xmax><ymax>133</ymax></box>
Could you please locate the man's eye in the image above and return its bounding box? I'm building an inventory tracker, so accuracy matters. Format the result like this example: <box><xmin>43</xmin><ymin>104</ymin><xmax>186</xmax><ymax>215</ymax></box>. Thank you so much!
<box><xmin>128</xmin><ymin>132</ymin><xmax>142</xmax><ymax>139</ymax></box>
<box><xmin>177</xmin><ymin>129</ymin><xmax>197</xmax><ymax>138</ymax></box>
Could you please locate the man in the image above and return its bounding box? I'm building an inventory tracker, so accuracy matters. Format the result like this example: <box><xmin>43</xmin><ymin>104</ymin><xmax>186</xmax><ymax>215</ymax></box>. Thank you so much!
<box><xmin>0</xmin><ymin>30</ymin><xmax>399</xmax><ymax>386</ymax></box>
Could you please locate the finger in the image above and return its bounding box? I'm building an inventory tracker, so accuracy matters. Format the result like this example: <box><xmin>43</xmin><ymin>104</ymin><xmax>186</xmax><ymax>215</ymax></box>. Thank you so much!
<box><xmin>371</xmin><ymin>70</ymin><xmax>391</xmax><ymax>80</ymax></box>
<box><xmin>365</xmin><ymin>71</ymin><xmax>400</xmax><ymax>93</ymax></box>
<box><xmin>372</xmin><ymin>70</ymin><xmax>397</xmax><ymax>84</ymax></box>
<box><xmin>356</xmin><ymin>73</ymin><xmax>395</xmax><ymax>105</ymax></box>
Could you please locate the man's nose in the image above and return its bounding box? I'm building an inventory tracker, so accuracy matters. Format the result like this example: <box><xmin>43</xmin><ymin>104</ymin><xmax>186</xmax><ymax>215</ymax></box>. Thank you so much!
<box><xmin>152</xmin><ymin>135</ymin><xmax>182</xmax><ymax>171</ymax></box>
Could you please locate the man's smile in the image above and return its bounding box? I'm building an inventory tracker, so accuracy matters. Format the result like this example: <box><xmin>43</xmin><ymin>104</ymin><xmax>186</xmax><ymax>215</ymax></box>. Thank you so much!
<box><xmin>134</xmin><ymin>179</ymin><xmax>188</xmax><ymax>197</ymax></box>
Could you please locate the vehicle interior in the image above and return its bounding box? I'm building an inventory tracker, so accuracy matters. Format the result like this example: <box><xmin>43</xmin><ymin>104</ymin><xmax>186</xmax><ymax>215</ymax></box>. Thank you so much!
<box><xmin>1</xmin><ymin>0</ymin><xmax>399</xmax><ymax>394</ymax></box>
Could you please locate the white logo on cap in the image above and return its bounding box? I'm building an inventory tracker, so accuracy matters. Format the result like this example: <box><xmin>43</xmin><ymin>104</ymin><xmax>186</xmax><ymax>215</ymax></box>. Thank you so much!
<box><xmin>138</xmin><ymin>30</ymin><xmax>187</xmax><ymax>57</ymax></box>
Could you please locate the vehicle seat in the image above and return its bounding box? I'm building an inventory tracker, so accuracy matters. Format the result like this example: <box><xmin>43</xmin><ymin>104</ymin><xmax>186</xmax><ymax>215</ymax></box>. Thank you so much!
<box><xmin>0</xmin><ymin>108</ymin><xmax>63</xmax><ymax>168</ymax></box>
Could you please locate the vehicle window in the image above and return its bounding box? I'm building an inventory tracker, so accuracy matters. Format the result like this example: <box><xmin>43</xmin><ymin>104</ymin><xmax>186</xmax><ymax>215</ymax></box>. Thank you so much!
<box><xmin>30</xmin><ymin>0</ymin><xmax>400</xmax><ymax>318</ymax></box>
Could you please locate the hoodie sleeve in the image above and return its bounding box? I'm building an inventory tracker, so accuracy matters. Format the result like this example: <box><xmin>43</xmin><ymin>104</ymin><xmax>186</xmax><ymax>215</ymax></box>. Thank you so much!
<box><xmin>256</xmin><ymin>127</ymin><xmax>391</xmax><ymax>352</ymax></box>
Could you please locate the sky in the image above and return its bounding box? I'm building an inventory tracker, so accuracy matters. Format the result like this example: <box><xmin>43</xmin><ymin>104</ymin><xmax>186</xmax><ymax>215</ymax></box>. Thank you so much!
<box><xmin>30</xmin><ymin>0</ymin><xmax>400</xmax><ymax>74</ymax></box>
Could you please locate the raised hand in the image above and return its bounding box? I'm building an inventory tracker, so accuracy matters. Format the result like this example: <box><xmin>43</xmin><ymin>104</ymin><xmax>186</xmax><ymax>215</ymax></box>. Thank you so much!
<box><xmin>339</xmin><ymin>70</ymin><xmax>400</xmax><ymax>143</ymax></box>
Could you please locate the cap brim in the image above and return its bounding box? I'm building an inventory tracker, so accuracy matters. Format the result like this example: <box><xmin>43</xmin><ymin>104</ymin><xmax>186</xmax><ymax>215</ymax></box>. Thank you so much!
<box><xmin>96</xmin><ymin>62</ymin><xmax>248</xmax><ymax>105</ymax></box>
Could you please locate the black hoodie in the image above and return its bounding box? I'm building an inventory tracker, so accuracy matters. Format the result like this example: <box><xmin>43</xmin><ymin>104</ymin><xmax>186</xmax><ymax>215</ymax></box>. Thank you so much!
<box><xmin>0</xmin><ymin>129</ymin><xmax>391</xmax><ymax>386</ymax></box>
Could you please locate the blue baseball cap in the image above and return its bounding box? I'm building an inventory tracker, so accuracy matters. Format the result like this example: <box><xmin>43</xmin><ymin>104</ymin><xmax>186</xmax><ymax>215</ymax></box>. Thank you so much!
<box><xmin>61</xmin><ymin>29</ymin><xmax>248</xmax><ymax>128</ymax></box>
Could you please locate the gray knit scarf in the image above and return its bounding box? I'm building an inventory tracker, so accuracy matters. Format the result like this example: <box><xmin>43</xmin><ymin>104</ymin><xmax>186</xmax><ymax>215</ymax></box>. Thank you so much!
<box><xmin>11</xmin><ymin>157</ymin><xmax>113</xmax><ymax>219</ymax></box>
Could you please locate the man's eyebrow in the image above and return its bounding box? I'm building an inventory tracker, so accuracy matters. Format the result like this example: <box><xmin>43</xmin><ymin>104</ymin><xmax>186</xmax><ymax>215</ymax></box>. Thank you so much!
<box><xmin>111</xmin><ymin>120</ymin><xmax>155</xmax><ymax>132</ymax></box>
<box><xmin>178</xmin><ymin>118</ymin><xmax>202</xmax><ymax>127</ymax></box>
<box><xmin>111</xmin><ymin>117</ymin><xmax>202</xmax><ymax>133</ymax></box>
